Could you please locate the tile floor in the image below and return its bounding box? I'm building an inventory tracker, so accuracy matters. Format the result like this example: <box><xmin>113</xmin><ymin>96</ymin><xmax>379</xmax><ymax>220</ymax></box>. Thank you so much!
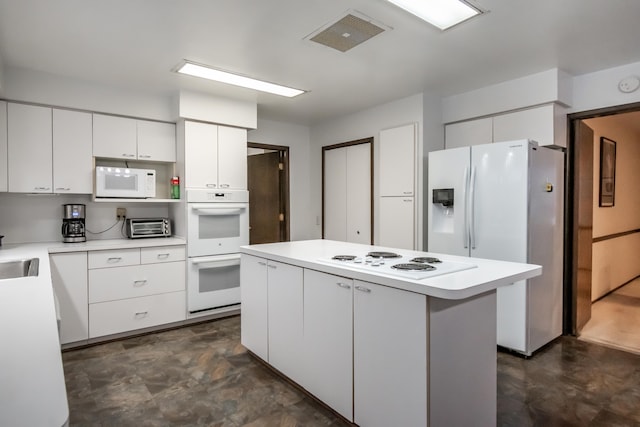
<box><xmin>62</xmin><ymin>315</ymin><xmax>640</xmax><ymax>426</ymax></box>
<box><xmin>579</xmin><ymin>278</ymin><xmax>640</xmax><ymax>355</ymax></box>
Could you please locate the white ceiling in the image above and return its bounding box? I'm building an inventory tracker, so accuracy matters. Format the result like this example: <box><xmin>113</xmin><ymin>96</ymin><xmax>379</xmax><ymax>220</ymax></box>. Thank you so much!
<box><xmin>1</xmin><ymin>0</ymin><xmax>640</xmax><ymax>125</ymax></box>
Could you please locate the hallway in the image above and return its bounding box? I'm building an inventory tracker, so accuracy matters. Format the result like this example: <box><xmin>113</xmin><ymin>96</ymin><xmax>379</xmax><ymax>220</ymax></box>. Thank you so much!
<box><xmin>579</xmin><ymin>278</ymin><xmax>640</xmax><ymax>355</ymax></box>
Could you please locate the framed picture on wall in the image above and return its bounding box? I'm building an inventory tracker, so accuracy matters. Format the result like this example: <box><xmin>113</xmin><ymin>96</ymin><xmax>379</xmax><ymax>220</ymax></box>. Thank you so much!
<box><xmin>599</xmin><ymin>137</ymin><xmax>616</xmax><ymax>207</ymax></box>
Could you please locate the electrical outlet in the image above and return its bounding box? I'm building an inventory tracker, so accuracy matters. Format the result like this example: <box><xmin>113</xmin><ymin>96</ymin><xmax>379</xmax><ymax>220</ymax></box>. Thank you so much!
<box><xmin>116</xmin><ymin>207</ymin><xmax>127</xmax><ymax>219</ymax></box>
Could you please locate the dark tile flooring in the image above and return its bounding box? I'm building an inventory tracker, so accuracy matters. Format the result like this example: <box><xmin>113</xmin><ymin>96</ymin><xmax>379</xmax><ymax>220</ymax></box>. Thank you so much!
<box><xmin>62</xmin><ymin>316</ymin><xmax>640</xmax><ymax>426</ymax></box>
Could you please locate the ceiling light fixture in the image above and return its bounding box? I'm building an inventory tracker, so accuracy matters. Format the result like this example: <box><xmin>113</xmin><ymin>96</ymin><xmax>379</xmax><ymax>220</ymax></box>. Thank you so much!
<box><xmin>385</xmin><ymin>0</ymin><xmax>482</xmax><ymax>30</ymax></box>
<box><xmin>175</xmin><ymin>61</ymin><xmax>305</xmax><ymax>98</ymax></box>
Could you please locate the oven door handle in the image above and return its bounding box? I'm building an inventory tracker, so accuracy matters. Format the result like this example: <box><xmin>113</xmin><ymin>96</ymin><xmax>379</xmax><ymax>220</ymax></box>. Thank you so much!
<box><xmin>191</xmin><ymin>255</ymin><xmax>241</xmax><ymax>267</ymax></box>
<box><xmin>191</xmin><ymin>205</ymin><xmax>247</xmax><ymax>216</ymax></box>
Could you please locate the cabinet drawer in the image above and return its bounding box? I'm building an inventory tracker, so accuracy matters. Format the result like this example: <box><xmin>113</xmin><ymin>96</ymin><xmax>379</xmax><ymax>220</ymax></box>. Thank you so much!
<box><xmin>89</xmin><ymin>262</ymin><xmax>185</xmax><ymax>303</ymax></box>
<box><xmin>141</xmin><ymin>246</ymin><xmax>185</xmax><ymax>264</ymax></box>
<box><xmin>89</xmin><ymin>291</ymin><xmax>186</xmax><ymax>338</ymax></box>
<box><xmin>89</xmin><ymin>248</ymin><xmax>140</xmax><ymax>269</ymax></box>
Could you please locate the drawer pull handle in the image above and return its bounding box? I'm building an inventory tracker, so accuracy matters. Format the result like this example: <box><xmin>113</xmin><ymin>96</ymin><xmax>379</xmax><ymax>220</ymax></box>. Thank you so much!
<box><xmin>133</xmin><ymin>280</ymin><xmax>148</xmax><ymax>287</ymax></box>
<box><xmin>157</xmin><ymin>253</ymin><xmax>170</xmax><ymax>259</ymax></box>
<box><xmin>107</xmin><ymin>257</ymin><xmax>122</xmax><ymax>263</ymax></box>
<box><xmin>336</xmin><ymin>282</ymin><xmax>351</xmax><ymax>289</ymax></box>
<box><xmin>134</xmin><ymin>311</ymin><xmax>149</xmax><ymax>319</ymax></box>
<box><xmin>355</xmin><ymin>285</ymin><xmax>371</xmax><ymax>293</ymax></box>
<box><xmin>267</xmin><ymin>264</ymin><xmax>277</xmax><ymax>269</ymax></box>
<box><xmin>139</xmin><ymin>154</ymin><xmax>151</xmax><ymax>158</ymax></box>
<box><xmin>206</xmin><ymin>183</ymin><xmax>217</xmax><ymax>188</ymax></box>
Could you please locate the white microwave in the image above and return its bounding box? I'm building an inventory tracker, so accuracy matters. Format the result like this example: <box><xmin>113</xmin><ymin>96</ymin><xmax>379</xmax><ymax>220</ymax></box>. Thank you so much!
<box><xmin>95</xmin><ymin>166</ymin><xmax>156</xmax><ymax>198</ymax></box>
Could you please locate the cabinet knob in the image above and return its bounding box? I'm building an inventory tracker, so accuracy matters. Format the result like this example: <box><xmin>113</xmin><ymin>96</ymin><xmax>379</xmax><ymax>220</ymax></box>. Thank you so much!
<box><xmin>133</xmin><ymin>280</ymin><xmax>148</xmax><ymax>287</ymax></box>
<box><xmin>355</xmin><ymin>285</ymin><xmax>371</xmax><ymax>293</ymax></box>
<box><xmin>55</xmin><ymin>187</ymin><xmax>71</xmax><ymax>191</ymax></box>
<box><xmin>139</xmin><ymin>154</ymin><xmax>151</xmax><ymax>159</ymax></box>
<box><xmin>107</xmin><ymin>257</ymin><xmax>122</xmax><ymax>263</ymax></box>
<box><xmin>157</xmin><ymin>253</ymin><xmax>170</xmax><ymax>259</ymax></box>
<box><xmin>123</xmin><ymin>153</ymin><xmax>136</xmax><ymax>158</ymax></box>
<box><xmin>206</xmin><ymin>184</ymin><xmax>217</xmax><ymax>188</ymax></box>
<box><xmin>258</xmin><ymin>261</ymin><xmax>267</xmax><ymax>266</ymax></box>
<box><xmin>267</xmin><ymin>264</ymin><xmax>277</xmax><ymax>269</ymax></box>
<box><xmin>336</xmin><ymin>282</ymin><xmax>351</xmax><ymax>289</ymax></box>
<box><xmin>220</xmin><ymin>184</ymin><xmax>230</xmax><ymax>188</ymax></box>
<box><xmin>134</xmin><ymin>311</ymin><xmax>149</xmax><ymax>319</ymax></box>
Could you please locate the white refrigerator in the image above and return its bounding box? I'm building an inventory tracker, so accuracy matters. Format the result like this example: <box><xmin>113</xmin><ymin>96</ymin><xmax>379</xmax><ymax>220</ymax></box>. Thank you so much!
<box><xmin>428</xmin><ymin>139</ymin><xmax>564</xmax><ymax>356</ymax></box>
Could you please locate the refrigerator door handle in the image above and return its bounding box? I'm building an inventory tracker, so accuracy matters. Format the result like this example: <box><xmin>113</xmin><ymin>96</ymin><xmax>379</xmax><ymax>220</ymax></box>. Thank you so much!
<box><xmin>469</xmin><ymin>166</ymin><xmax>477</xmax><ymax>249</ymax></box>
<box><xmin>463</xmin><ymin>166</ymin><xmax>470</xmax><ymax>249</ymax></box>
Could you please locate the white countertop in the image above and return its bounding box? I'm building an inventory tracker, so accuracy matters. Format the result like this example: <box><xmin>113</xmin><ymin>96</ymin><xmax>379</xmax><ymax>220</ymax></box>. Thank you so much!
<box><xmin>0</xmin><ymin>237</ymin><xmax>186</xmax><ymax>427</ymax></box>
<box><xmin>241</xmin><ymin>239</ymin><xmax>542</xmax><ymax>300</ymax></box>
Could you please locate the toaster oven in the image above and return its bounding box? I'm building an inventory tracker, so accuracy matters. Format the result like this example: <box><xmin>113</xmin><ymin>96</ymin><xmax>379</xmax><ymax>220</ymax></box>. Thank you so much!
<box><xmin>125</xmin><ymin>218</ymin><xmax>172</xmax><ymax>238</ymax></box>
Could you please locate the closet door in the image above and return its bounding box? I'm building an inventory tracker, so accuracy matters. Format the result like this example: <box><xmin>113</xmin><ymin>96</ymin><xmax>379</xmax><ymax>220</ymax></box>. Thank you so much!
<box><xmin>323</xmin><ymin>147</ymin><xmax>347</xmax><ymax>241</ymax></box>
<box><xmin>346</xmin><ymin>143</ymin><xmax>371</xmax><ymax>244</ymax></box>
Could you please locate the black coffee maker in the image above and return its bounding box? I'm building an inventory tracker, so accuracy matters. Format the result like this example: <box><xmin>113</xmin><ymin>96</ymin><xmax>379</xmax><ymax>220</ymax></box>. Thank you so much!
<box><xmin>62</xmin><ymin>204</ymin><xmax>86</xmax><ymax>243</ymax></box>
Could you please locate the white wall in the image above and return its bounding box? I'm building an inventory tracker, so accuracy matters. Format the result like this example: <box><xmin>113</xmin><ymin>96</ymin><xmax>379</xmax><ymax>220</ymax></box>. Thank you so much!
<box><xmin>0</xmin><ymin>193</ymin><xmax>169</xmax><ymax>244</ymax></box>
<box><xmin>572</xmin><ymin>61</ymin><xmax>640</xmax><ymax>114</ymax></box>
<box><xmin>584</xmin><ymin>115</ymin><xmax>640</xmax><ymax>300</ymax></box>
<box><xmin>309</xmin><ymin>93</ymin><xmax>424</xmax><ymax>244</ymax></box>
<box><xmin>248</xmin><ymin>118</ymin><xmax>313</xmax><ymax>241</ymax></box>
<box><xmin>3</xmin><ymin>66</ymin><xmax>173</xmax><ymax>121</ymax></box>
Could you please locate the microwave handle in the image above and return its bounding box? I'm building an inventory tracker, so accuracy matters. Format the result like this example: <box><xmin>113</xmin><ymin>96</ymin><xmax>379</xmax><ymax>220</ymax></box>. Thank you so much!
<box><xmin>191</xmin><ymin>207</ymin><xmax>245</xmax><ymax>216</ymax></box>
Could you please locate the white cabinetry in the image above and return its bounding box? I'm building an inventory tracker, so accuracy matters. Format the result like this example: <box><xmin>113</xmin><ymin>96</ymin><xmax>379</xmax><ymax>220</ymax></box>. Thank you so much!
<box><xmin>240</xmin><ymin>254</ymin><xmax>268</xmax><ymax>361</ymax></box>
<box><xmin>379</xmin><ymin>124</ymin><xmax>416</xmax><ymax>196</ymax></box>
<box><xmin>445</xmin><ymin>104</ymin><xmax>567</xmax><ymax>149</ymax></box>
<box><xmin>445</xmin><ymin>117</ymin><xmax>493</xmax><ymax>149</ymax></box>
<box><xmin>50</xmin><ymin>252</ymin><xmax>89</xmax><ymax>345</ymax></box>
<box><xmin>7</xmin><ymin>103</ymin><xmax>52</xmax><ymax>193</ymax></box>
<box><xmin>353</xmin><ymin>280</ymin><xmax>427</xmax><ymax>427</ymax></box>
<box><xmin>379</xmin><ymin>194</ymin><xmax>415</xmax><ymax>250</ymax></box>
<box><xmin>323</xmin><ymin>142</ymin><xmax>371</xmax><ymax>244</ymax></box>
<box><xmin>88</xmin><ymin>246</ymin><xmax>186</xmax><ymax>338</ymax></box>
<box><xmin>0</xmin><ymin>101</ymin><xmax>6</xmax><ymax>192</ymax></box>
<box><xmin>93</xmin><ymin>114</ymin><xmax>176</xmax><ymax>162</ymax></box>
<box><xmin>53</xmin><ymin>109</ymin><xmax>93</xmax><ymax>194</ymax></box>
<box><xmin>303</xmin><ymin>269</ymin><xmax>353</xmax><ymax>420</ymax></box>
<box><xmin>184</xmin><ymin>120</ymin><xmax>247</xmax><ymax>189</ymax></box>
<box><xmin>266</xmin><ymin>260</ymin><xmax>304</xmax><ymax>383</ymax></box>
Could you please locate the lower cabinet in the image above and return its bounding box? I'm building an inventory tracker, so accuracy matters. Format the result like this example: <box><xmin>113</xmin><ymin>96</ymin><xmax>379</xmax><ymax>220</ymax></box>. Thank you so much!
<box><xmin>88</xmin><ymin>246</ymin><xmax>186</xmax><ymax>338</ymax></box>
<box><xmin>50</xmin><ymin>252</ymin><xmax>89</xmax><ymax>345</ymax></box>
<box><xmin>239</xmin><ymin>257</ymin><xmax>427</xmax><ymax>425</ymax></box>
<box><xmin>303</xmin><ymin>269</ymin><xmax>353</xmax><ymax>420</ymax></box>
<box><xmin>353</xmin><ymin>280</ymin><xmax>427</xmax><ymax>427</ymax></box>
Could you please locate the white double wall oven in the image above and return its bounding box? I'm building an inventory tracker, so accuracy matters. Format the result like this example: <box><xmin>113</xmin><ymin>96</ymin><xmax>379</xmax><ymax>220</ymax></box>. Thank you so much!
<box><xmin>186</xmin><ymin>189</ymin><xmax>249</xmax><ymax>314</ymax></box>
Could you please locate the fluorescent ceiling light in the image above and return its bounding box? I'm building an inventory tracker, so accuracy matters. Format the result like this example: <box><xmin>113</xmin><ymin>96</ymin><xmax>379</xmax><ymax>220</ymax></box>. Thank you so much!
<box><xmin>385</xmin><ymin>0</ymin><xmax>481</xmax><ymax>30</ymax></box>
<box><xmin>176</xmin><ymin>61</ymin><xmax>305</xmax><ymax>98</ymax></box>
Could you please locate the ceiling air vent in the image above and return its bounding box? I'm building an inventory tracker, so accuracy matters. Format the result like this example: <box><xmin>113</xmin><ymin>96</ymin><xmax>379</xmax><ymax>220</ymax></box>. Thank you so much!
<box><xmin>305</xmin><ymin>11</ymin><xmax>390</xmax><ymax>53</ymax></box>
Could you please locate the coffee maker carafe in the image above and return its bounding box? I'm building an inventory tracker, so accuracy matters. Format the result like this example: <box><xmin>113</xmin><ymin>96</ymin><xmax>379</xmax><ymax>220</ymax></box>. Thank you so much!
<box><xmin>62</xmin><ymin>204</ymin><xmax>86</xmax><ymax>243</ymax></box>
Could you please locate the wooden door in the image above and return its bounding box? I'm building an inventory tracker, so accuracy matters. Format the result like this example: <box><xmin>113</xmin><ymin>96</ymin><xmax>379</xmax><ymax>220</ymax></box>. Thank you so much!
<box><xmin>572</xmin><ymin>120</ymin><xmax>594</xmax><ymax>333</ymax></box>
<box><xmin>248</xmin><ymin>151</ymin><xmax>281</xmax><ymax>244</ymax></box>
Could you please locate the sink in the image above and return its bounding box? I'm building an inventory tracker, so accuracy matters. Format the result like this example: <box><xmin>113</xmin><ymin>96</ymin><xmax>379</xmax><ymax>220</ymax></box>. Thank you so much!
<box><xmin>0</xmin><ymin>258</ymin><xmax>39</xmax><ymax>280</ymax></box>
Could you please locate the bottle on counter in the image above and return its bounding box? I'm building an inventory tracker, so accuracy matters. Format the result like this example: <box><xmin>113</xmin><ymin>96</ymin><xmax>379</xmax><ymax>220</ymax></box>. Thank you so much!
<box><xmin>171</xmin><ymin>176</ymin><xmax>180</xmax><ymax>199</ymax></box>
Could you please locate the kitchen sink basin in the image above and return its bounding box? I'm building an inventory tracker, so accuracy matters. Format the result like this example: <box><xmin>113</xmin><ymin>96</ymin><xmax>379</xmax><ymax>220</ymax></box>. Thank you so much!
<box><xmin>0</xmin><ymin>258</ymin><xmax>39</xmax><ymax>280</ymax></box>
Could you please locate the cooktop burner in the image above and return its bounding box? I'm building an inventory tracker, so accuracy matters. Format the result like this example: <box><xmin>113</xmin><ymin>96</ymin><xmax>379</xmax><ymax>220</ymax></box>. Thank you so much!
<box><xmin>411</xmin><ymin>257</ymin><xmax>442</xmax><ymax>264</ymax></box>
<box><xmin>332</xmin><ymin>255</ymin><xmax>357</xmax><ymax>261</ymax></box>
<box><xmin>391</xmin><ymin>263</ymin><xmax>437</xmax><ymax>271</ymax></box>
<box><xmin>367</xmin><ymin>251</ymin><xmax>401</xmax><ymax>258</ymax></box>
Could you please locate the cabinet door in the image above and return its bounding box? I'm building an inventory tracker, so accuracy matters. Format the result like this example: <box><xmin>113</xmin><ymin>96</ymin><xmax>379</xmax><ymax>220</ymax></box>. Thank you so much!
<box><xmin>353</xmin><ymin>281</ymin><xmax>427</xmax><ymax>427</ymax></box>
<box><xmin>92</xmin><ymin>114</ymin><xmax>137</xmax><ymax>159</ymax></box>
<box><xmin>445</xmin><ymin>117</ymin><xmax>493</xmax><ymax>149</ymax></box>
<box><xmin>379</xmin><ymin>124</ymin><xmax>415</xmax><ymax>196</ymax></box>
<box><xmin>0</xmin><ymin>101</ymin><xmax>6</xmax><ymax>192</ymax></box>
<box><xmin>184</xmin><ymin>121</ymin><xmax>218</xmax><ymax>188</ymax></box>
<box><xmin>493</xmin><ymin>104</ymin><xmax>555</xmax><ymax>147</ymax></box>
<box><xmin>240</xmin><ymin>254</ymin><xmax>269</xmax><ymax>361</ymax></box>
<box><xmin>323</xmin><ymin>147</ymin><xmax>347</xmax><ymax>241</ymax></box>
<box><xmin>53</xmin><ymin>109</ymin><xmax>93</xmax><ymax>194</ymax></box>
<box><xmin>379</xmin><ymin>197</ymin><xmax>414</xmax><ymax>250</ymax></box>
<box><xmin>267</xmin><ymin>260</ymin><xmax>304</xmax><ymax>384</ymax></box>
<box><xmin>346</xmin><ymin>143</ymin><xmax>371</xmax><ymax>244</ymax></box>
<box><xmin>50</xmin><ymin>252</ymin><xmax>88</xmax><ymax>344</ymax></box>
<box><xmin>137</xmin><ymin>120</ymin><xmax>176</xmax><ymax>162</ymax></box>
<box><xmin>8</xmin><ymin>103</ymin><xmax>52</xmax><ymax>193</ymax></box>
<box><xmin>303</xmin><ymin>269</ymin><xmax>353</xmax><ymax>421</ymax></box>
<box><xmin>217</xmin><ymin>126</ymin><xmax>247</xmax><ymax>189</ymax></box>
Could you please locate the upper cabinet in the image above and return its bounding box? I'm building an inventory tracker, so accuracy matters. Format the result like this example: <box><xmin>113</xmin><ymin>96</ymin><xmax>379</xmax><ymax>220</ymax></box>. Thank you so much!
<box><xmin>93</xmin><ymin>114</ymin><xmax>176</xmax><ymax>162</ymax></box>
<box><xmin>445</xmin><ymin>104</ymin><xmax>567</xmax><ymax>149</ymax></box>
<box><xmin>8</xmin><ymin>103</ymin><xmax>53</xmax><ymax>193</ymax></box>
<box><xmin>379</xmin><ymin>124</ymin><xmax>416</xmax><ymax>197</ymax></box>
<box><xmin>53</xmin><ymin>109</ymin><xmax>93</xmax><ymax>194</ymax></box>
<box><xmin>184</xmin><ymin>121</ymin><xmax>247</xmax><ymax>189</ymax></box>
<box><xmin>0</xmin><ymin>101</ymin><xmax>7</xmax><ymax>192</ymax></box>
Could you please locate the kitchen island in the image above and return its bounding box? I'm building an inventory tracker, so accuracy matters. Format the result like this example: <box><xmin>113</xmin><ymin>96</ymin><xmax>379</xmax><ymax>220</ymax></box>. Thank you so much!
<box><xmin>240</xmin><ymin>239</ymin><xmax>542</xmax><ymax>427</ymax></box>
